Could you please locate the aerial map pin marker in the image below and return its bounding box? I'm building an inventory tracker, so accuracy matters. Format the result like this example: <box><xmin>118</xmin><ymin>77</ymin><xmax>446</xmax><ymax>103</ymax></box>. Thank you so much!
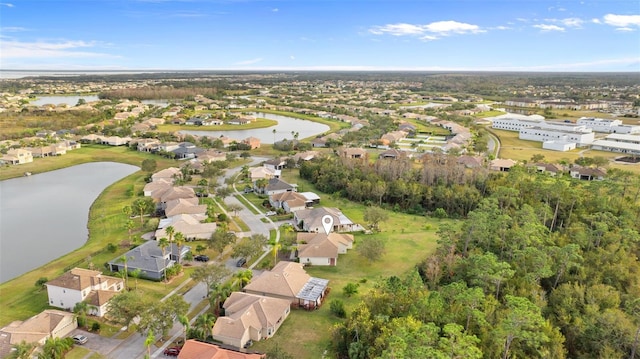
<box><xmin>321</xmin><ymin>215</ymin><xmax>334</xmax><ymax>235</ymax></box>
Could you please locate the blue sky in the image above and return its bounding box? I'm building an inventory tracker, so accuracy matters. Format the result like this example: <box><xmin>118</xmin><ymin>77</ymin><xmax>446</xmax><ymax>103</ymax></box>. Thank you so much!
<box><xmin>1</xmin><ymin>0</ymin><xmax>639</xmax><ymax>71</ymax></box>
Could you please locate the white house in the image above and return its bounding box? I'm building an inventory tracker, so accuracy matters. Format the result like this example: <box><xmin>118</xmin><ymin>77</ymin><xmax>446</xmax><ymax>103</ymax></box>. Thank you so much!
<box><xmin>45</xmin><ymin>268</ymin><xmax>124</xmax><ymax>317</ymax></box>
<box><xmin>0</xmin><ymin>310</ymin><xmax>77</xmax><ymax>358</ymax></box>
<box><xmin>296</xmin><ymin>232</ymin><xmax>355</xmax><ymax>266</ymax></box>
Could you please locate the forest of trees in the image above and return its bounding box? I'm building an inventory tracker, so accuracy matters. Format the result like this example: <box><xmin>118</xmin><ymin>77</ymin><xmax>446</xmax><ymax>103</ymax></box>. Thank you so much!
<box><xmin>300</xmin><ymin>154</ymin><xmax>490</xmax><ymax>217</ymax></box>
<box><xmin>329</xmin><ymin>165</ymin><xmax>640</xmax><ymax>358</ymax></box>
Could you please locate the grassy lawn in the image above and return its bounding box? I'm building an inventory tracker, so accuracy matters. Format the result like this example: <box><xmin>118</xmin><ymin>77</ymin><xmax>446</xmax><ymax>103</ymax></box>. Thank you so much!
<box><xmin>234</xmin><ymin>194</ymin><xmax>262</xmax><ymax>215</ymax></box>
<box><xmin>65</xmin><ymin>346</ymin><xmax>92</xmax><ymax>359</ymax></box>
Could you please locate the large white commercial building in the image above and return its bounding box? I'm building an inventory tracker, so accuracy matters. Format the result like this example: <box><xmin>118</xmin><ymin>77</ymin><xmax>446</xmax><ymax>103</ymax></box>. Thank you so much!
<box><xmin>577</xmin><ymin>117</ymin><xmax>640</xmax><ymax>134</ymax></box>
<box><xmin>590</xmin><ymin>134</ymin><xmax>640</xmax><ymax>155</ymax></box>
<box><xmin>491</xmin><ymin>114</ymin><xmax>545</xmax><ymax>131</ymax></box>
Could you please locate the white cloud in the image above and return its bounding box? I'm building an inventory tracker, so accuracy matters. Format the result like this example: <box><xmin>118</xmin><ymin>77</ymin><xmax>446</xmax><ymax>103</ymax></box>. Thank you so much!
<box><xmin>0</xmin><ymin>39</ymin><xmax>117</xmax><ymax>59</ymax></box>
<box><xmin>592</xmin><ymin>18</ymin><xmax>601</xmax><ymax>24</ymax></box>
<box><xmin>369</xmin><ymin>20</ymin><xmax>483</xmax><ymax>41</ymax></box>
<box><xmin>616</xmin><ymin>27</ymin><xmax>634</xmax><ymax>32</ymax></box>
<box><xmin>533</xmin><ymin>24</ymin><xmax>565</xmax><ymax>32</ymax></box>
<box><xmin>369</xmin><ymin>23</ymin><xmax>425</xmax><ymax>36</ymax></box>
<box><xmin>290</xmin><ymin>55</ymin><xmax>295</xmax><ymax>60</ymax></box>
<box><xmin>559</xmin><ymin>18</ymin><xmax>583</xmax><ymax>27</ymax></box>
<box><xmin>1</xmin><ymin>26</ymin><xmax>28</xmax><ymax>32</ymax></box>
<box><xmin>423</xmin><ymin>21</ymin><xmax>483</xmax><ymax>34</ymax></box>
<box><xmin>494</xmin><ymin>26</ymin><xmax>510</xmax><ymax>30</ymax></box>
<box><xmin>602</xmin><ymin>14</ymin><xmax>640</xmax><ymax>29</ymax></box>
<box><xmin>0</xmin><ymin>2</ymin><xmax>14</xmax><ymax>7</ymax></box>
<box><xmin>272</xmin><ymin>8</ymin><xmax>278</xmax><ymax>12</ymax></box>
<box><xmin>234</xmin><ymin>57</ymin><xmax>263</xmax><ymax>65</ymax></box>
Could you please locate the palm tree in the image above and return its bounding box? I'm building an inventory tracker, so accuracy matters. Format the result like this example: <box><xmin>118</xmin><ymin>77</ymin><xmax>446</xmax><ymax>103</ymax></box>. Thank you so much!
<box><xmin>9</xmin><ymin>341</ymin><xmax>34</xmax><ymax>359</ymax></box>
<box><xmin>144</xmin><ymin>330</ymin><xmax>155</xmax><ymax>359</ymax></box>
<box><xmin>210</xmin><ymin>283</ymin><xmax>233</xmax><ymax>316</ymax></box>
<box><xmin>130</xmin><ymin>268</ymin><xmax>142</xmax><ymax>290</ymax></box>
<box><xmin>118</xmin><ymin>254</ymin><xmax>133</xmax><ymax>290</ymax></box>
<box><xmin>166</xmin><ymin>225</ymin><xmax>175</xmax><ymax>261</ymax></box>
<box><xmin>268</xmin><ymin>237</ymin><xmax>281</xmax><ymax>268</ymax></box>
<box><xmin>73</xmin><ymin>301</ymin><xmax>89</xmax><ymax>328</ymax></box>
<box><xmin>125</xmin><ymin>220</ymin><xmax>135</xmax><ymax>241</ymax></box>
<box><xmin>192</xmin><ymin>313</ymin><xmax>216</xmax><ymax>341</ymax></box>
<box><xmin>38</xmin><ymin>337</ymin><xmax>73</xmax><ymax>359</ymax></box>
<box><xmin>158</xmin><ymin>237</ymin><xmax>169</xmax><ymax>282</ymax></box>
<box><xmin>178</xmin><ymin>314</ymin><xmax>189</xmax><ymax>344</ymax></box>
<box><xmin>174</xmin><ymin>232</ymin><xmax>185</xmax><ymax>265</ymax></box>
<box><xmin>234</xmin><ymin>269</ymin><xmax>253</xmax><ymax>290</ymax></box>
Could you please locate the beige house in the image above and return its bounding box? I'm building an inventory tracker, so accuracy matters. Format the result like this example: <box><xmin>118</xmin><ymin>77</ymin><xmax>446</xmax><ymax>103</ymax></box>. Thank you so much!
<box><xmin>249</xmin><ymin>167</ymin><xmax>278</xmax><ymax>181</ymax></box>
<box><xmin>296</xmin><ymin>232</ymin><xmax>354</xmax><ymax>266</ymax></box>
<box><xmin>243</xmin><ymin>261</ymin><xmax>329</xmax><ymax>309</ymax></box>
<box><xmin>269</xmin><ymin>192</ymin><xmax>309</xmax><ymax>213</ymax></box>
<box><xmin>489</xmin><ymin>158</ymin><xmax>516</xmax><ymax>172</ymax></box>
<box><xmin>1</xmin><ymin>148</ymin><xmax>33</xmax><ymax>164</ymax></box>
<box><xmin>45</xmin><ymin>268</ymin><xmax>124</xmax><ymax>317</ymax></box>
<box><xmin>155</xmin><ymin>214</ymin><xmax>217</xmax><ymax>241</ymax></box>
<box><xmin>293</xmin><ymin>207</ymin><xmax>361</xmax><ymax>233</ymax></box>
<box><xmin>164</xmin><ymin>198</ymin><xmax>207</xmax><ymax>217</ymax></box>
<box><xmin>151</xmin><ymin>167</ymin><xmax>181</xmax><ymax>182</ymax></box>
<box><xmin>212</xmin><ymin>292</ymin><xmax>290</xmax><ymax>349</ymax></box>
<box><xmin>0</xmin><ymin>310</ymin><xmax>77</xmax><ymax>358</ymax></box>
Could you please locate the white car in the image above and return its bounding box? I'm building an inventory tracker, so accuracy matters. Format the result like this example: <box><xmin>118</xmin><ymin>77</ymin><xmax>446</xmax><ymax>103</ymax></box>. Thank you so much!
<box><xmin>265</xmin><ymin>211</ymin><xmax>276</xmax><ymax>216</ymax></box>
<box><xmin>72</xmin><ymin>334</ymin><xmax>88</xmax><ymax>345</ymax></box>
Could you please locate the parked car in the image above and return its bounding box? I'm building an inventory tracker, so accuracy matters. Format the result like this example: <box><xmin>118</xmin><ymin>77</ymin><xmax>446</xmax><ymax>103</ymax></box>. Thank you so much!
<box><xmin>243</xmin><ymin>339</ymin><xmax>253</xmax><ymax>348</ymax></box>
<box><xmin>236</xmin><ymin>257</ymin><xmax>247</xmax><ymax>267</ymax></box>
<box><xmin>164</xmin><ymin>347</ymin><xmax>181</xmax><ymax>356</ymax></box>
<box><xmin>72</xmin><ymin>335</ymin><xmax>88</xmax><ymax>345</ymax></box>
<box><xmin>265</xmin><ymin>211</ymin><xmax>277</xmax><ymax>216</ymax></box>
<box><xmin>194</xmin><ymin>255</ymin><xmax>209</xmax><ymax>262</ymax></box>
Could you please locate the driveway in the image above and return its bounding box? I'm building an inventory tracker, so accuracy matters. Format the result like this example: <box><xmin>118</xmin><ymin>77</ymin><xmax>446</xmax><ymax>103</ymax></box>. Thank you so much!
<box><xmin>67</xmin><ymin>328</ymin><xmax>123</xmax><ymax>357</ymax></box>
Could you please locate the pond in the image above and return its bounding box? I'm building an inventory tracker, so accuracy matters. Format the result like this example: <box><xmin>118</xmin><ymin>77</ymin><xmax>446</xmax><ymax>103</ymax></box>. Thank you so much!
<box><xmin>0</xmin><ymin>162</ymin><xmax>139</xmax><ymax>283</ymax></box>
<box><xmin>179</xmin><ymin>112</ymin><xmax>330</xmax><ymax>144</ymax></box>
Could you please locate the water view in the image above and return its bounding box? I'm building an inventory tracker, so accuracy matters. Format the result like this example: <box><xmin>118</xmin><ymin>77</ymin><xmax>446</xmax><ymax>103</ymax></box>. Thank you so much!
<box><xmin>29</xmin><ymin>95</ymin><xmax>170</xmax><ymax>107</ymax></box>
<box><xmin>0</xmin><ymin>162</ymin><xmax>139</xmax><ymax>283</ymax></box>
<box><xmin>179</xmin><ymin>112</ymin><xmax>330</xmax><ymax>144</ymax></box>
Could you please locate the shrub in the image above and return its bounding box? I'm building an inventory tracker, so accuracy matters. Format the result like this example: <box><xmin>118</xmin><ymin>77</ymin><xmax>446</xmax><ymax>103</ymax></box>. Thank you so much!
<box><xmin>35</xmin><ymin>277</ymin><xmax>48</xmax><ymax>289</ymax></box>
<box><xmin>91</xmin><ymin>321</ymin><xmax>101</xmax><ymax>332</ymax></box>
<box><xmin>107</xmin><ymin>243</ymin><xmax>118</xmax><ymax>253</ymax></box>
<box><xmin>343</xmin><ymin>283</ymin><xmax>359</xmax><ymax>297</ymax></box>
<box><xmin>217</xmin><ymin>213</ymin><xmax>228</xmax><ymax>222</ymax></box>
<box><xmin>330</xmin><ymin>299</ymin><xmax>346</xmax><ymax>318</ymax></box>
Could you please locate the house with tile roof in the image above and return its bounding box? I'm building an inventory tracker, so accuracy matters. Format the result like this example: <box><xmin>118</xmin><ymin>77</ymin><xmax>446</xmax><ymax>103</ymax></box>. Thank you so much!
<box><xmin>212</xmin><ymin>292</ymin><xmax>291</xmax><ymax>349</ymax></box>
<box><xmin>164</xmin><ymin>197</ymin><xmax>207</xmax><ymax>217</ymax></box>
<box><xmin>293</xmin><ymin>207</ymin><xmax>361</xmax><ymax>233</ymax></box>
<box><xmin>177</xmin><ymin>340</ymin><xmax>265</xmax><ymax>359</ymax></box>
<box><xmin>154</xmin><ymin>214</ymin><xmax>217</xmax><ymax>241</ymax></box>
<box><xmin>269</xmin><ymin>191</ymin><xmax>309</xmax><ymax>213</ymax></box>
<box><xmin>45</xmin><ymin>268</ymin><xmax>123</xmax><ymax>317</ymax></box>
<box><xmin>260</xmin><ymin>178</ymin><xmax>297</xmax><ymax>196</ymax></box>
<box><xmin>242</xmin><ymin>261</ymin><xmax>329</xmax><ymax>309</ymax></box>
<box><xmin>0</xmin><ymin>310</ymin><xmax>77</xmax><ymax>358</ymax></box>
<box><xmin>296</xmin><ymin>232</ymin><xmax>354</xmax><ymax>266</ymax></box>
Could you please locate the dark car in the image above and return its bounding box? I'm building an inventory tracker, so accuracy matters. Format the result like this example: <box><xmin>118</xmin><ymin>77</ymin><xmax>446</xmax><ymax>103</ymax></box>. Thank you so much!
<box><xmin>164</xmin><ymin>347</ymin><xmax>181</xmax><ymax>356</ymax></box>
<box><xmin>194</xmin><ymin>255</ymin><xmax>209</xmax><ymax>262</ymax></box>
<box><xmin>236</xmin><ymin>257</ymin><xmax>247</xmax><ymax>267</ymax></box>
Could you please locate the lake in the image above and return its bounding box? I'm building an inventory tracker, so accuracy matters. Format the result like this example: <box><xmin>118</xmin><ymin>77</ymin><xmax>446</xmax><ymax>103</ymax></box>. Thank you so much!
<box><xmin>0</xmin><ymin>162</ymin><xmax>139</xmax><ymax>283</ymax></box>
<box><xmin>179</xmin><ymin>112</ymin><xmax>330</xmax><ymax>144</ymax></box>
<box><xmin>30</xmin><ymin>95</ymin><xmax>170</xmax><ymax>107</ymax></box>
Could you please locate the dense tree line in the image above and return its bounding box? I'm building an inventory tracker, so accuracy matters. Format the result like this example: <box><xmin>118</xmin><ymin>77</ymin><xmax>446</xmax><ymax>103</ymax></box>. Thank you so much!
<box><xmin>300</xmin><ymin>154</ymin><xmax>489</xmax><ymax>217</ymax></box>
<box><xmin>98</xmin><ymin>86</ymin><xmax>221</xmax><ymax>101</ymax></box>
<box><xmin>331</xmin><ymin>167</ymin><xmax>640</xmax><ymax>358</ymax></box>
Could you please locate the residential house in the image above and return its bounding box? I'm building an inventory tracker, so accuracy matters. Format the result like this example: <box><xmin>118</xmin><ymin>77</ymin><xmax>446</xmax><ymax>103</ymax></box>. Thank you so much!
<box><xmin>527</xmin><ymin>163</ymin><xmax>565</xmax><ymax>176</ymax></box>
<box><xmin>137</xmin><ymin>138</ymin><xmax>161</xmax><ymax>152</ymax></box>
<box><xmin>456</xmin><ymin>155</ymin><xmax>484</xmax><ymax>168</ymax></box>
<box><xmin>243</xmin><ymin>137</ymin><xmax>261</xmax><ymax>149</ymax></box>
<box><xmin>259</xmin><ymin>178</ymin><xmax>296</xmax><ymax>196</ymax></box>
<box><xmin>292</xmin><ymin>151</ymin><xmax>319</xmax><ymax>163</ymax></box>
<box><xmin>107</xmin><ymin>240</ymin><xmax>190</xmax><ymax>281</ymax></box>
<box><xmin>296</xmin><ymin>232</ymin><xmax>354</xmax><ymax>266</ymax></box>
<box><xmin>157</xmin><ymin>186</ymin><xmax>197</xmax><ymax>207</ymax></box>
<box><xmin>172</xmin><ymin>142</ymin><xmax>204</xmax><ymax>159</ymax></box>
<box><xmin>155</xmin><ymin>214</ymin><xmax>217</xmax><ymax>241</ymax></box>
<box><xmin>249</xmin><ymin>167</ymin><xmax>278</xmax><ymax>182</ymax></box>
<box><xmin>263</xmin><ymin>158</ymin><xmax>286</xmax><ymax>171</ymax></box>
<box><xmin>299</xmin><ymin>192</ymin><xmax>321</xmax><ymax>206</ymax></box>
<box><xmin>339</xmin><ymin>147</ymin><xmax>367</xmax><ymax>159</ymax></box>
<box><xmin>243</xmin><ymin>261</ymin><xmax>329</xmax><ymax>309</ymax></box>
<box><xmin>269</xmin><ymin>192</ymin><xmax>309</xmax><ymax>213</ymax></box>
<box><xmin>151</xmin><ymin>167</ymin><xmax>181</xmax><ymax>183</ymax></box>
<box><xmin>570</xmin><ymin>166</ymin><xmax>607</xmax><ymax>181</ymax></box>
<box><xmin>293</xmin><ymin>207</ymin><xmax>360</xmax><ymax>233</ymax></box>
<box><xmin>177</xmin><ymin>340</ymin><xmax>265</xmax><ymax>359</ymax></box>
<box><xmin>212</xmin><ymin>292</ymin><xmax>291</xmax><ymax>349</ymax></box>
<box><xmin>311</xmin><ymin>137</ymin><xmax>328</xmax><ymax>148</ymax></box>
<box><xmin>378</xmin><ymin>148</ymin><xmax>407</xmax><ymax>160</ymax></box>
<box><xmin>489</xmin><ymin>158</ymin><xmax>516</xmax><ymax>172</ymax></box>
<box><xmin>1</xmin><ymin>148</ymin><xmax>33</xmax><ymax>164</ymax></box>
<box><xmin>164</xmin><ymin>197</ymin><xmax>207</xmax><ymax>217</ymax></box>
<box><xmin>198</xmin><ymin>150</ymin><xmax>227</xmax><ymax>163</ymax></box>
<box><xmin>0</xmin><ymin>310</ymin><xmax>77</xmax><ymax>358</ymax></box>
<box><xmin>45</xmin><ymin>268</ymin><xmax>124</xmax><ymax>317</ymax></box>
<box><xmin>143</xmin><ymin>179</ymin><xmax>173</xmax><ymax>197</ymax></box>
